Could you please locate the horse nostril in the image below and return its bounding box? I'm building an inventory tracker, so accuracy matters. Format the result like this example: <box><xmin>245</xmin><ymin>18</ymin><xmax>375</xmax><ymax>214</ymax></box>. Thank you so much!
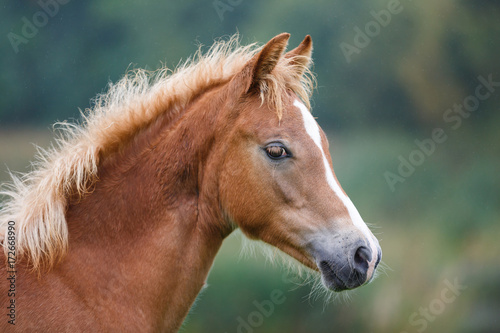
<box><xmin>355</xmin><ymin>246</ymin><xmax>371</xmax><ymax>263</ymax></box>
<box><xmin>353</xmin><ymin>246</ymin><xmax>371</xmax><ymax>275</ymax></box>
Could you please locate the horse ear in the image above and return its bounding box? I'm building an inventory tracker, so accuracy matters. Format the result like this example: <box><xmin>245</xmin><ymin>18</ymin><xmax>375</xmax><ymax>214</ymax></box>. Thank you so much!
<box><xmin>229</xmin><ymin>33</ymin><xmax>290</xmax><ymax>96</ymax></box>
<box><xmin>284</xmin><ymin>35</ymin><xmax>313</xmax><ymax>78</ymax></box>
<box><xmin>250</xmin><ymin>33</ymin><xmax>290</xmax><ymax>89</ymax></box>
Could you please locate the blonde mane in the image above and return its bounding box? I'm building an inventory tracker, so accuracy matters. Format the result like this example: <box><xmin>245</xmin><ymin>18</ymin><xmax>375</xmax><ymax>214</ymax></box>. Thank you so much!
<box><xmin>0</xmin><ymin>34</ymin><xmax>314</xmax><ymax>272</ymax></box>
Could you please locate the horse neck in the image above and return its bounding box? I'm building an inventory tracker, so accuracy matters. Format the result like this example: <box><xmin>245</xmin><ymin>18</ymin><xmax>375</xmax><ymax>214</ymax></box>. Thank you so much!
<box><xmin>63</xmin><ymin>83</ymin><xmax>232</xmax><ymax>331</ymax></box>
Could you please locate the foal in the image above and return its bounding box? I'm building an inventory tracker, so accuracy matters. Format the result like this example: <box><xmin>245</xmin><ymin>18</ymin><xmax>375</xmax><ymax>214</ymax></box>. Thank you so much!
<box><xmin>0</xmin><ymin>33</ymin><xmax>381</xmax><ymax>332</ymax></box>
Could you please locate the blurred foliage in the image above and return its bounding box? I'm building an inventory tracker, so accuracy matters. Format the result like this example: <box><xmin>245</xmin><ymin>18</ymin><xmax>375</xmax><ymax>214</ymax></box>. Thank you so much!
<box><xmin>2</xmin><ymin>0</ymin><xmax>500</xmax><ymax>129</ymax></box>
<box><xmin>1</xmin><ymin>0</ymin><xmax>499</xmax><ymax>332</ymax></box>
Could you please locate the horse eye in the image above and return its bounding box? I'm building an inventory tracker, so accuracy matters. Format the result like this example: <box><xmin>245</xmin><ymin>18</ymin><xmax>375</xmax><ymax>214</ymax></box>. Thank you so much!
<box><xmin>265</xmin><ymin>144</ymin><xmax>290</xmax><ymax>160</ymax></box>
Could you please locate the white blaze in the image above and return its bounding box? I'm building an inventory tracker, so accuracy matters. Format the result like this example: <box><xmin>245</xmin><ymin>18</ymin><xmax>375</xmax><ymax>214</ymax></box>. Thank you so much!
<box><xmin>294</xmin><ymin>100</ymin><xmax>378</xmax><ymax>258</ymax></box>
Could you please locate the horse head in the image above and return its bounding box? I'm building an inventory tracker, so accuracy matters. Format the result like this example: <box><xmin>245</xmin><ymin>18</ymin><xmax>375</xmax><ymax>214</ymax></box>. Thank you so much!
<box><xmin>218</xmin><ymin>33</ymin><xmax>382</xmax><ymax>291</ymax></box>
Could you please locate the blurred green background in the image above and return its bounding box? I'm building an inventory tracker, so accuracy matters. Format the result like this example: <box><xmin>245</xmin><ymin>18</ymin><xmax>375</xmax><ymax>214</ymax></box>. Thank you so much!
<box><xmin>1</xmin><ymin>1</ymin><xmax>499</xmax><ymax>332</ymax></box>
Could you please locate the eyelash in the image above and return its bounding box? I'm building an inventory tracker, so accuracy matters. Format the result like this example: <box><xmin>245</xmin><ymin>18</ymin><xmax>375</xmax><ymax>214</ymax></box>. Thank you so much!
<box><xmin>264</xmin><ymin>143</ymin><xmax>291</xmax><ymax>160</ymax></box>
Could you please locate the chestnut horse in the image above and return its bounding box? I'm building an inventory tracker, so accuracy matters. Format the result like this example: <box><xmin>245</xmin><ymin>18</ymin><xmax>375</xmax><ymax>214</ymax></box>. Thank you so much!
<box><xmin>0</xmin><ymin>33</ymin><xmax>381</xmax><ymax>332</ymax></box>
